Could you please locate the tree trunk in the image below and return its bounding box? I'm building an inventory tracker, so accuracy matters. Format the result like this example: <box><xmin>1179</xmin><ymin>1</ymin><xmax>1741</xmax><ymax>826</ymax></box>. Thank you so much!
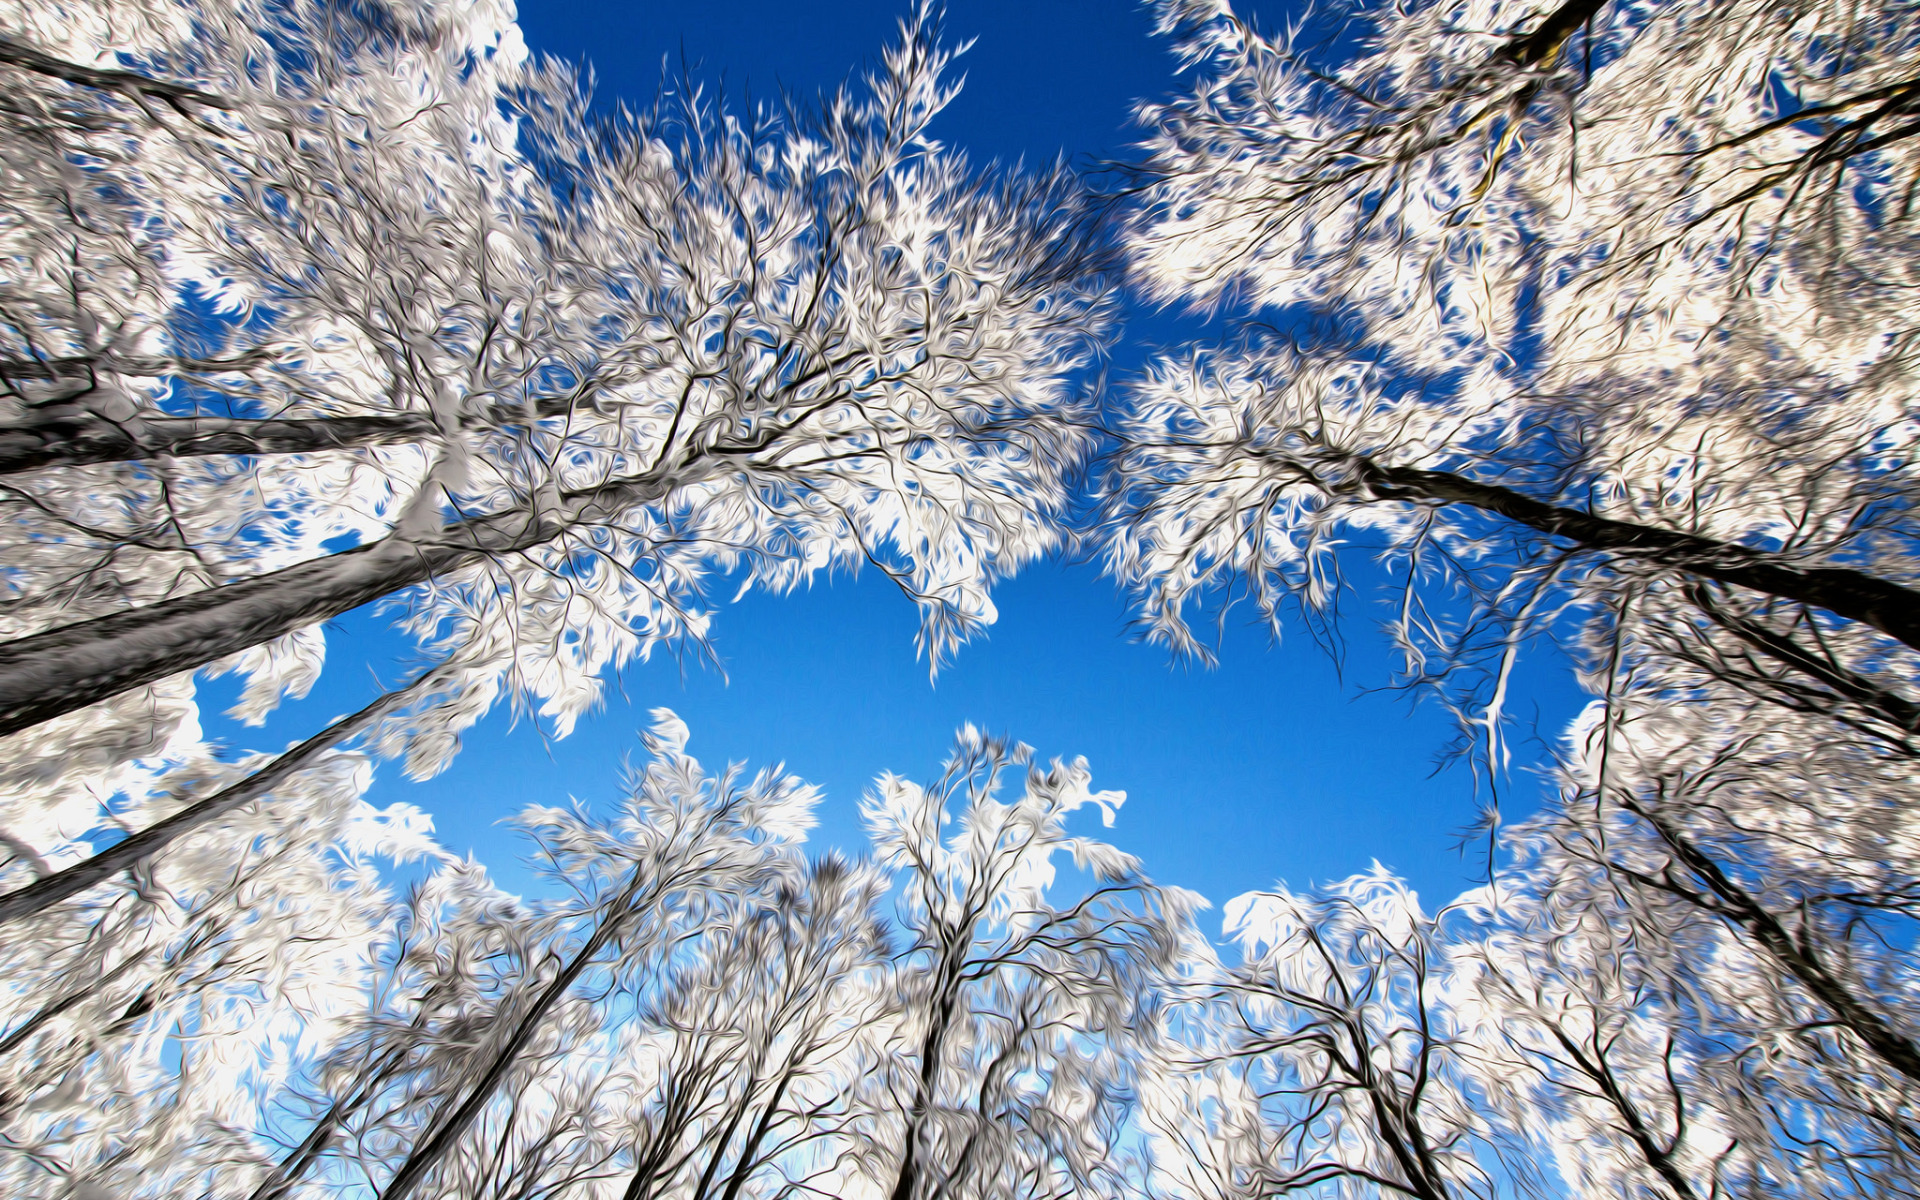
<box><xmin>0</xmin><ymin>411</ymin><xmax>438</xmax><ymax>475</ymax></box>
<box><xmin>378</xmin><ymin>869</ymin><xmax>655</xmax><ymax>1200</ymax></box>
<box><xmin>1684</xmin><ymin>582</ymin><xmax>1920</xmax><ymax>733</ymax></box>
<box><xmin>1500</xmin><ymin>0</ymin><xmax>1612</xmax><ymax>66</ymax></box>
<box><xmin>0</xmin><ymin>673</ymin><xmax>432</xmax><ymax>926</ymax></box>
<box><xmin>0</xmin><ymin>474</ymin><xmax>665</xmax><ymax>737</ymax></box>
<box><xmin>1629</xmin><ymin>801</ymin><xmax>1920</xmax><ymax>1086</ymax></box>
<box><xmin>0</xmin><ymin>536</ymin><xmax>470</xmax><ymax>738</ymax></box>
<box><xmin>1538</xmin><ymin>1023</ymin><xmax>1699</xmax><ymax>1200</ymax></box>
<box><xmin>0</xmin><ymin>950</ymin><xmax>151</xmax><ymax>1055</ymax></box>
<box><xmin>715</xmin><ymin>1063</ymin><xmax>799</xmax><ymax>1200</ymax></box>
<box><xmin>0</xmin><ymin>32</ymin><xmax>226</xmax><ymax>108</ymax></box>
<box><xmin>1350</xmin><ymin>458</ymin><xmax>1920</xmax><ymax>654</ymax></box>
<box><xmin>249</xmin><ymin>1032</ymin><xmax>425</xmax><ymax>1200</ymax></box>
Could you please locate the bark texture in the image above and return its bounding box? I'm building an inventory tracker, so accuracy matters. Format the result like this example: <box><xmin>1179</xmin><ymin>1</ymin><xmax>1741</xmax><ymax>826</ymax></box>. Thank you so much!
<box><xmin>0</xmin><ymin>476</ymin><xmax>668</xmax><ymax>737</ymax></box>
<box><xmin>0</xmin><ymin>412</ymin><xmax>439</xmax><ymax>475</ymax></box>
<box><xmin>1355</xmin><ymin>460</ymin><xmax>1920</xmax><ymax>653</ymax></box>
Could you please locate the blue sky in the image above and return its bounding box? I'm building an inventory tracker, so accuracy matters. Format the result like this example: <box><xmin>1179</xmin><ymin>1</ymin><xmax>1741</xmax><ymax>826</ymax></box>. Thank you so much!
<box><xmin>201</xmin><ymin>0</ymin><xmax>1585</xmax><ymax>912</ymax></box>
<box><xmin>516</xmin><ymin>0</ymin><xmax>1175</xmax><ymax>166</ymax></box>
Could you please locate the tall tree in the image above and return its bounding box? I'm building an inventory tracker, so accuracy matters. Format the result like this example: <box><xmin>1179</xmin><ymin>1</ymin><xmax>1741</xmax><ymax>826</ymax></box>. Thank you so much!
<box><xmin>7</xmin><ymin>713</ymin><xmax>1203</xmax><ymax>1200</ymax></box>
<box><xmin>284</xmin><ymin>710</ymin><xmax>819</xmax><ymax>1200</ymax></box>
<box><xmin>0</xmin><ymin>0</ymin><xmax>1106</xmax><ymax>743</ymax></box>
<box><xmin>0</xmin><ymin>0</ymin><xmax>1107</xmax><ymax>929</ymax></box>
<box><xmin>1505</xmin><ymin>663</ymin><xmax>1920</xmax><ymax>1196</ymax></box>
<box><xmin>1107</xmin><ymin>0</ymin><xmax>1920</xmax><ymax>770</ymax></box>
<box><xmin>1142</xmin><ymin>870</ymin><xmax>1499</xmax><ymax>1200</ymax></box>
<box><xmin>1105</xmin><ymin>0</ymin><xmax>1920</xmax><ymax>1193</ymax></box>
<box><xmin>857</xmin><ymin>729</ymin><xmax>1205</xmax><ymax>1200</ymax></box>
<box><xmin>0</xmin><ymin>729</ymin><xmax>442</xmax><ymax>1199</ymax></box>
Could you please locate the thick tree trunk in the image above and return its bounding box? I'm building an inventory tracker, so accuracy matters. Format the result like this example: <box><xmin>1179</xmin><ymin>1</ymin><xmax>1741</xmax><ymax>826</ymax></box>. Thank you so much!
<box><xmin>886</xmin><ymin>960</ymin><xmax>966</xmax><ymax>1200</ymax></box>
<box><xmin>0</xmin><ymin>673</ymin><xmax>432</xmax><ymax>926</ymax></box>
<box><xmin>1500</xmin><ymin>0</ymin><xmax>1611</xmax><ymax>66</ymax></box>
<box><xmin>1351</xmin><ymin>459</ymin><xmax>1920</xmax><ymax>654</ymax></box>
<box><xmin>0</xmin><ymin>411</ymin><xmax>438</xmax><ymax>475</ymax></box>
<box><xmin>0</xmin><ymin>536</ymin><xmax>470</xmax><ymax>739</ymax></box>
<box><xmin>0</xmin><ymin>475</ymin><xmax>666</xmax><ymax>738</ymax></box>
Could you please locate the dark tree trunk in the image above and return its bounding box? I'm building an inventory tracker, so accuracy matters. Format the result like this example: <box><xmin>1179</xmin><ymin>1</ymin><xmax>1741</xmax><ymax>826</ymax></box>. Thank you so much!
<box><xmin>1351</xmin><ymin>459</ymin><xmax>1920</xmax><ymax>654</ymax></box>
<box><xmin>378</xmin><ymin>869</ymin><xmax>654</xmax><ymax>1200</ymax></box>
<box><xmin>0</xmin><ymin>411</ymin><xmax>438</xmax><ymax>476</ymax></box>
<box><xmin>0</xmin><ymin>32</ymin><xmax>226</xmax><ymax>108</ymax></box>
<box><xmin>0</xmin><ymin>675</ymin><xmax>431</xmax><ymax>926</ymax></box>
<box><xmin>0</xmin><ymin>534</ymin><xmax>474</xmax><ymax>738</ymax></box>
<box><xmin>1629</xmin><ymin>802</ymin><xmax>1920</xmax><ymax>1086</ymax></box>
<box><xmin>1500</xmin><ymin>0</ymin><xmax>1612</xmax><ymax>66</ymax></box>
<box><xmin>0</xmin><ymin>474</ymin><xmax>666</xmax><ymax>738</ymax></box>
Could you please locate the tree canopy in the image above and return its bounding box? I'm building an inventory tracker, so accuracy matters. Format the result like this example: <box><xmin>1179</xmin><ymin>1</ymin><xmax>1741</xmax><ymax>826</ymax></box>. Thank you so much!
<box><xmin>3</xmin><ymin>0</ymin><xmax>1917</xmax><ymax>1196</ymax></box>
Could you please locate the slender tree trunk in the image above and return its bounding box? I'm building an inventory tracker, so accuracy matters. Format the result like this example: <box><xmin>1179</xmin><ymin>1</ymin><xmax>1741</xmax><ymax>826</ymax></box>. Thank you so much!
<box><xmin>1539</xmin><ymin>1024</ymin><xmax>1698</xmax><ymax>1200</ymax></box>
<box><xmin>0</xmin><ymin>474</ymin><xmax>667</xmax><ymax>737</ymax></box>
<box><xmin>0</xmin><ymin>411</ymin><xmax>438</xmax><ymax>475</ymax></box>
<box><xmin>1355</xmin><ymin>1052</ymin><xmax>1450</xmax><ymax>1200</ymax></box>
<box><xmin>378</xmin><ymin>866</ymin><xmax>659</xmax><ymax>1200</ymax></box>
<box><xmin>1348</xmin><ymin>458</ymin><xmax>1920</xmax><ymax>653</ymax></box>
<box><xmin>0</xmin><ymin>32</ymin><xmax>226</xmax><ymax>108</ymax></box>
<box><xmin>0</xmin><ymin>950</ymin><xmax>151</xmax><ymax>1055</ymax></box>
<box><xmin>250</xmin><ymin>1084</ymin><xmax>372</xmax><ymax>1200</ymax></box>
<box><xmin>0</xmin><ymin>672</ymin><xmax>433</xmax><ymax>926</ymax></box>
<box><xmin>621</xmin><ymin>1071</ymin><xmax>712</xmax><ymax>1200</ymax></box>
<box><xmin>1628</xmin><ymin>801</ymin><xmax>1920</xmax><ymax>1085</ymax></box>
<box><xmin>689</xmin><ymin>1063</ymin><xmax>761</xmax><ymax>1200</ymax></box>
<box><xmin>1685</xmin><ymin>582</ymin><xmax>1920</xmax><ymax>732</ymax></box>
<box><xmin>250</xmin><ymin>1030</ymin><xmax>427</xmax><ymax>1200</ymax></box>
<box><xmin>887</xmin><ymin>965</ymin><xmax>965</xmax><ymax>1200</ymax></box>
<box><xmin>715</xmin><ymin>1063</ymin><xmax>799</xmax><ymax>1200</ymax></box>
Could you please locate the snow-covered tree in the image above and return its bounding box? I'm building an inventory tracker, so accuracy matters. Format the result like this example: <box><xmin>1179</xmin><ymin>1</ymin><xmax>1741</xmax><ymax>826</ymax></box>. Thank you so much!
<box><xmin>282</xmin><ymin>711</ymin><xmax>823</xmax><ymax>1200</ymax></box>
<box><xmin>1446</xmin><ymin>877</ymin><xmax>1730</xmax><ymax>1200</ymax></box>
<box><xmin>1141</xmin><ymin>805</ymin><xmax>1916</xmax><ymax>1200</ymax></box>
<box><xmin>2</xmin><ymin>0</ymin><xmax>1109</xmax><ymax>719</ymax></box>
<box><xmin>0</xmin><ymin>701</ymin><xmax>1222</xmax><ymax>1200</ymax></box>
<box><xmin>856</xmin><ymin>729</ymin><xmax>1205</xmax><ymax>1200</ymax></box>
<box><xmin>1485</xmin><ymin>672</ymin><xmax>1920</xmax><ymax>1197</ymax></box>
<box><xmin>0</xmin><ymin>0</ymin><xmax>534</xmax><ymax>718</ymax></box>
<box><xmin>1108</xmin><ymin>0</ymin><xmax>1920</xmax><ymax>764</ymax></box>
<box><xmin>594</xmin><ymin>854</ymin><xmax>893</xmax><ymax>1200</ymax></box>
<box><xmin>0</xmin><ymin>725</ymin><xmax>448</xmax><ymax>1199</ymax></box>
<box><xmin>1142</xmin><ymin>870</ymin><xmax>1501</xmax><ymax>1200</ymax></box>
<box><xmin>1106</xmin><ymin>0</ymin><xmax>1920</xmax><ymax>1192</ymax></box>
<box><xmin>0</xmin><ymin>0</ymin><xmax>1106</xmax><ymax>924</ymax></box>
<box><xmin>0</xmin><ymin>0</ymin><xmax>1105</xmax><ymax>738</ymax></box>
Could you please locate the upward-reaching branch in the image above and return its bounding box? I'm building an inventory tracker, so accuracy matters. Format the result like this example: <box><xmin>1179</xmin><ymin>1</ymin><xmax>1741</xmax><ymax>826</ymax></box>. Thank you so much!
<box><xmin>1348</xmin><ymin>458</ymin><xmax>1920</xmax><ymax>654</ymax></box>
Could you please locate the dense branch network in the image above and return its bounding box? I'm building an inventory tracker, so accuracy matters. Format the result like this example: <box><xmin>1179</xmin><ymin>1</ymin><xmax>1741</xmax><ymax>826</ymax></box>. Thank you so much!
<box><xmin>3</xmin><ymin>0</ymin><xmax>1918</xmax><ymax>1198</ymax></box>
